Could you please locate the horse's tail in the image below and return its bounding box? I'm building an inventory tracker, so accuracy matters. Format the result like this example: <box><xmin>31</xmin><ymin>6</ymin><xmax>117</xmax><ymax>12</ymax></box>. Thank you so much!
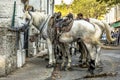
<box><xmin>102</xmin><ymin>21</ymin><xmax>116</xmax><ymax>42</ymax></box>
<box><xmin>96</xmin><ymin>40</ymin><xmax>111</xmax><ymax>49</ymax></box>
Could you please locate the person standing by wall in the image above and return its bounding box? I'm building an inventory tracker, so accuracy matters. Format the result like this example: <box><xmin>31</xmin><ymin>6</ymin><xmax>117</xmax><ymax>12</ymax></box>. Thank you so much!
<box><xmin>117</xmin><ymin>29</ymin><xmax>120</xmax><ymax>45</ymax></box>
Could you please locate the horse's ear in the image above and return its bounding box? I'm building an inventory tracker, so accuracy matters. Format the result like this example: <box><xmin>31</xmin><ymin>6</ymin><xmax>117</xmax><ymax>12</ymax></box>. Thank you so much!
<box><xmin>29</xmin><ymin>6</ymin><xmax>35</xmax><ymax>12</ymax></box>
<box><xmin>23</xmin><ymin>9</ymin><xmax>25</xmax><ymax>13</ymax></box>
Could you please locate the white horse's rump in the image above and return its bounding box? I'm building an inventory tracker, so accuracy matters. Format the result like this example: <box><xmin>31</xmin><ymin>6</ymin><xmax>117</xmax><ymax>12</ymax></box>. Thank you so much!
<box><xmin>59</xmin><ymin>19</ymin><xmax>115</xmax><ymax>73</ymax></box>
<box><xmin>21</xmin><ymin>11</ymin><xmax>56</xmax><ymax>67</ymax></box>
<box><xmin>89</xmin><ymin>18</ymin><xmax>116</xmax><ymax>42</ymax></box>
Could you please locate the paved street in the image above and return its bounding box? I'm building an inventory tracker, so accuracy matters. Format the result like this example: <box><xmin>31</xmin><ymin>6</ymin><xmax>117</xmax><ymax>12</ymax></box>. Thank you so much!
<box><xmin>51</xmin><ymin>46</ymin><xmax>120</xmax><ymax>80</ymax></box>
<box><xmin>0</xmin><ymin>46</ymin><xmax>120</xmax><ymax>80</ymax></box>
<box><xmin>0</xmin><ymin>57</ymin><xmax>53</xmax><ymax>80</ymax></box>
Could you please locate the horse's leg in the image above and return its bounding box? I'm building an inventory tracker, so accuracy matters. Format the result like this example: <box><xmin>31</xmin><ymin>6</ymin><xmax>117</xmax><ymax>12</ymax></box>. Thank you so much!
<box><xmin>40</xmin><ymin>38</ymin><xmax>44</xmax><ymax>50</ymax></box>
<box><xmin>66</xmin><ymin>52</ymin><xmax>72</xmax><ymax>70</ymax></box>
<box><xmin>85</xmin><ymin>43</ymin><xmax>96</xmax><ymax>74</ymax></box>
<box><xmin>74</xmin><ymin>42</ymin><xmax>77</xmax><ymax>55</ymax></box>
<box><xmin>46</xmin><ymin>38</ymin><xmax>55</xmax><ymax>68</ymax></box>
<box><xmin>77</xmin><ymin>41</ymin><xmax>82</xmax><ymax>63</ymax></box>
<box><xmin>54</xmin><ymin>44</ymin><xmax>62</xmax><ymax>64</ymax></box>
<box><xmin>65</xmin><ymin>44</ymin><xmax>72</xmax><ymax>70</ymax></box>
<box><xmin>61</xmin><ymin>54</ymin><xmax>66</xmax><ymax>70</ymax></box>
<box><xmin>70</xmin><ymin>42</ymin><xmax>77</xmax><ymax>55</ymax></box>
<box><xmin>77</xmin><ymin>41</ymin><xmax>87</xmax><ymax>65</ymax></box>
<box><xmin>95</xmin><ymin>45</ymin><xmax>102</xmax><ymax>67</ymax></box>
<box><xmin>69</xmin><ymin>43</ymin><xmax>73</xmax><ymax>56</ymax></box>
<box><xmin>60</xmin><ymin>44</ymin><xmax>66</xmax><ymax>70</ymax></box>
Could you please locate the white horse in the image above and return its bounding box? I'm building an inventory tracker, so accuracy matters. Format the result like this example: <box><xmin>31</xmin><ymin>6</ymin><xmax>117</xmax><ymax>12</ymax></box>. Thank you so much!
<box><xmin>58</xmin><ymin>18</ymin><xmax>116</xmax><ymax>74</ymax></box>
<box><xmin>20</xmin><ymin>11</ymin><xmax>56</xmax><ymax>68</ymax></box>
<box><xmin>76</xmin><ymin>18</ymin><xmax>116</xmax><ymax>67</ymax></box>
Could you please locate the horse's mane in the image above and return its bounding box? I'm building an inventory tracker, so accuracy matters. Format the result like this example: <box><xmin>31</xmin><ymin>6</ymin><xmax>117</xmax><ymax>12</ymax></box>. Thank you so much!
<box><xmin>30</xmin><ymin>11</ymin><xmax>46</xmax><ymax>16</ymax></box>
<box><xmin>48</xmin><ymin>16</ymin><xmax>54</xmax><ymax>28</ymax></box>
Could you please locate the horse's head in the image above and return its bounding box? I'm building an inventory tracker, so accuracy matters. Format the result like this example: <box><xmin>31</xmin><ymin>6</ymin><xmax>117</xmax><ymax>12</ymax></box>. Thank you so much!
<box><xmin>48</xmin><ymin>12</ymin><xmax>60</xmax><ymax>27</ymax></box>
<box><xmin>21</xmin><ymin>11</ymin><xmax>33</xmax><ymax>27</ymax></box>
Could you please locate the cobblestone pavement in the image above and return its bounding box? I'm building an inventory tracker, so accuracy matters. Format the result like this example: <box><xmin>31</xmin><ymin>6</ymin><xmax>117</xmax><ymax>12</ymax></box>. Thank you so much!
<box><xmin>0</xmin><ymin>57</ymin><xmax>53</xmax><ymax>80</ymax></box>
<box><xmin>51</xmin><ymin>46</ymin><xmax>120</xmax><ymax>80</ymax></box>
<box><xmin>0</xmin><ymin>45</ymin><xmax>119</xmax><ymax>80</ymax></box>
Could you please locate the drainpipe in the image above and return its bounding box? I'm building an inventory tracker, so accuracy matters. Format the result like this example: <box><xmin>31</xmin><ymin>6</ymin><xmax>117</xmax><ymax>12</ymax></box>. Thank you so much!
<box><xmin>40</xmin><ymin>0</ymin><xmax>42</xmax><ymax>11</ymax></box>
<box><xmin>52</xmin><ymin>0</ymin><xmax>55</xmax><ymax>14</ymax></box>
<box><xmin>11</xmin><ymin>1</ymin><xmax>20</xmax><ymax>50</ymax></box>
<box><xmin>11</xmin><ymin>1</ymin><xmax>19</xmax><ymax>49</ymax></box>
<box><xmin>11</xmin><ymin>1</ymin><xmax>16</xmax><ymax>28</ymax></box>
<box><xmin>47</xmin><ymin>0</ymin><xmax>49</xmax><ymax>14</ymax></box>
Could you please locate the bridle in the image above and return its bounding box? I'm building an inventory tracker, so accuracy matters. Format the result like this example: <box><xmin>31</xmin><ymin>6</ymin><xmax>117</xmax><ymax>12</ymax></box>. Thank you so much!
<box><xmin>20</xmin><ymin>11</ymin><xmax>33</xmax><ymax>32</ymax></box>
<box><xmin>25</xmin><ymin>11</ymin><xmax>33</xmax><ymax>27</ymax></box>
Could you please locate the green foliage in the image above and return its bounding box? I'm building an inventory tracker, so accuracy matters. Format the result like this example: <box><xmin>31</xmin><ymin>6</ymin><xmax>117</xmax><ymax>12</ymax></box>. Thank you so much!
<box><xmin>55</xmin><ymin>0</ymin><xmax>109</xmax><ymax>19</ymax></box>
<box><xmin>55</xmin><ymin>3</ymin><xmax>72</xmax><ymax>16</ymax></box>
<box><xmin>71</xmin><ymin>0</ymin><xmax>108</xmax><ymax>19</ymax></box>
<box><xmin>96</xmin><ymin>0</ymin><xmax>120</xmax><ymax>6</ymax></box>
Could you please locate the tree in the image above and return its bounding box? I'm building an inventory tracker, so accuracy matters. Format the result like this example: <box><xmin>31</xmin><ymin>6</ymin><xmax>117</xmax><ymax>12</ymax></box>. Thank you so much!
<box><xmin>55</xmin><ymin>0</ymin><xmax>109</xmax><ymax>19</ymax></box>
<box><xmin>71</xmin><ymin>0</ymin><xmax>108</xmax><ymax>19</ymax></box>
<box><xmin>55</xmin><ymin>3</ymin><xmax>72</xmax><ymax>16</ymax></box>
<box><xmin>96</xmin><ymin>0</ymin><xmax>120</xmax><ymax>6</ymax></box>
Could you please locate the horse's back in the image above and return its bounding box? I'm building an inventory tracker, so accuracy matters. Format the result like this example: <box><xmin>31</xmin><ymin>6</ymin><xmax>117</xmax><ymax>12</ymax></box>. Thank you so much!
<box><xmin>89</xmin><ymin>18</ymin><xmax>105</xmax><ymax>28</ymax></box>
<box><xmin>73</xmin><ymin>20</ymin><xmax>96</xmax><ymax>32</ymax></box>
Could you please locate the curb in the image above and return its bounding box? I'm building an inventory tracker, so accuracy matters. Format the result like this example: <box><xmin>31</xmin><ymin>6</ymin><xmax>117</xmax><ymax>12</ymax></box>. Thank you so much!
<box><xmin>102</xmin><ymin>46</ymin><xmax>120</xmax><ymax>50</ymax></box>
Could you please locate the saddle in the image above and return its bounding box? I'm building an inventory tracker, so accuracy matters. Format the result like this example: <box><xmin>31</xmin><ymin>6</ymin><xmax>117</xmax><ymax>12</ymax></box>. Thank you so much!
<box><xmin>56</xmin><ymin>18</ymin><xmax>73</xmax><ymax>32</ymax></box>
<box><xmin>76</xmin><ymin>18</ymin><xmax>89</xmax><ymax>22</ymax></box>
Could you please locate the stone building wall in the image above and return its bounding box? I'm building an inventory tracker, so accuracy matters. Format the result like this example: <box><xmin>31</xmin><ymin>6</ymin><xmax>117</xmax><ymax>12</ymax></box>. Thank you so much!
<box><xmin>0</xmin><ymin>0</ymin><xmax>25</xmax><ymax>76</ymax></box>
<box><xmin>0</xmin><ymin>0</ymin><xmax>13</xmax><ymax>18</ymax></box>
<box><xmin>0</xmin><ymin>27</ymin><xmax>17</xmax><ymax>76</ymax></box>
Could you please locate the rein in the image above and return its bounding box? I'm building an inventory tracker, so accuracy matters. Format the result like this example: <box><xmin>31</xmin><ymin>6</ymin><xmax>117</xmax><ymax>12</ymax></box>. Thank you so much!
<box><xmin>28</xmin><ymin>11</ymin><xmax>32</xmax><ymax>25</ymax></box>
<box><xmin>28</xmin><ymin>11</ymin><xmax>51</xmax><ymax>34</ymax></box>
<box><xmin>39</xmin><ymin>15</ymin><xmax>51</xmax><ymax>33</ymax></box>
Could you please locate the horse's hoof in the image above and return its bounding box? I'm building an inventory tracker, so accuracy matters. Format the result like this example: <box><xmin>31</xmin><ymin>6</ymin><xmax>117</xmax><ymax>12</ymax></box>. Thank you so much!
<box><xmin>88</xmin><ymin>68</ymin><xmax>94</xmax><ymax>75</ymax></box>
<box><xmin>46</xmin><ymin>64</ymin><xmax>54</xmax><ymax>68</ymax></box>
<box><xmin>44</xmin><ymin>58</ymin><xmax>49</xmax><ymax>61</ymax></box>
<box><xmin>96</xmin><ymin>65</ymin><xmax>103</xmax><ymax>68</ymax></box>
<box><xmin>60</xmin><ymin>66</ymin><xmax>66</xmax><ymax>71</ymax></box>
<box><xmin>59</xmin><ymin>56</ymin><xmax>62</xmax><ymax>60</ymax></box>
<box><xmin>96</xmin><ymin>62</ymin><xmax>103</xmax><ymax>68</ymax></box>
<box><xmin>80</xmin><ymin>64</ymin><xmax>88</xmax><ymax>68</ymax></box>
<box><xmin>79</xmin><ymin>60</ymin><xmax>82</xmax><ymax>63</ymax></box>
<box><xmin>53</xmin><ymin>63</ymin><xmax>57</xmax><ymax>67</ymax></box>
<box><xmin>66</xmin><ymin>67</ymin><xmax>73</xmax><ymax>71</ymax></box>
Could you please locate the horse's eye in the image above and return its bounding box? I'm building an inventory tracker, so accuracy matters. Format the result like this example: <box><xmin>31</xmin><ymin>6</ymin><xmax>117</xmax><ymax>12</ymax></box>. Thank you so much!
<box><xmin>19</xmin><ymin>17</ymin><xmax>23</xmax><ymax>19</ymax></box>
<box><xmin>26</xmin><ymin>18</ymin><xmax>29</xmax><ymax>21</ymax></box>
